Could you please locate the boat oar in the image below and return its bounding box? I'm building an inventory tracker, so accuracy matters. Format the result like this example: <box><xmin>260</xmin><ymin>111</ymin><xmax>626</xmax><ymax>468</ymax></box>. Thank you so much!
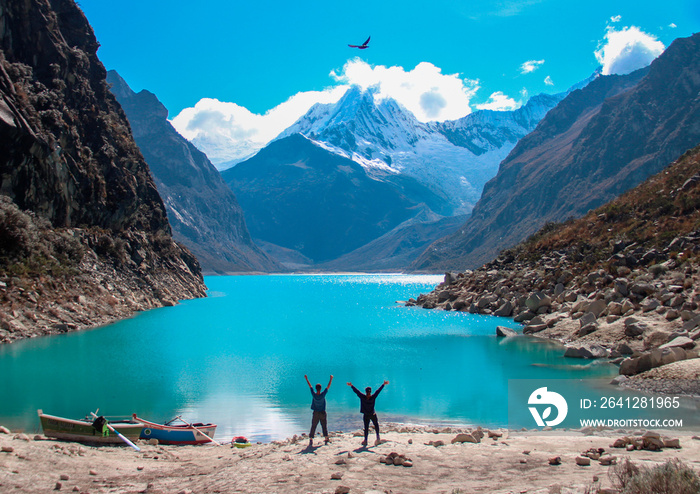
<box><xmin>90</xmin><ymin>412</ymin><xmax>141</xmax><ymax>452</ymax></box>
<box><xmin>174</xmin><ymin>415</ymin><xmax>221</xmax><ymax>446</ymax></box>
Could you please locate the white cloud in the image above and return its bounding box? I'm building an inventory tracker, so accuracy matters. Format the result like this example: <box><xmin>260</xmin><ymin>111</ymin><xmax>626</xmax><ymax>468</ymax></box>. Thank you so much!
<box><xmin>610</xmin><ymin>15</ymin><xmax>622</xmax><ymax>23</ymax></box>
<box><xmin>520</xmin><ymin>59</ymin><xmax>545</xmax><ymax>74</ymax></box>
<box><xmin>171</xmin><ymin>87</ymin><xmax>348</xmax><ymax>167</ymax></box>
<box><xmin>330</xmin><ymin>59</ymin><xmax>478</xmax><ymax>122</ymax></box>
<box><xmin>544</xmin><ymin>75</ymin><xmax>554</xmax><ymax>86</ymax></box>
<box><xmin>669</xmin><ymin>23</ymin><xmax>677</xmax><ymax>28</ymax></box>
<box><xmin>594</xmin><ymin>26</ymin><xmax>665</xmax><ymax>75</ymax></box>
<box><xmin>171</xmin><ymin>59</ymin><xmax>484</xmax><ymax>167</ymax></box>
<box><xmin>475</xmin><ymin>91</ymin><xmax>519</xmax><ymax>111</ymax></box>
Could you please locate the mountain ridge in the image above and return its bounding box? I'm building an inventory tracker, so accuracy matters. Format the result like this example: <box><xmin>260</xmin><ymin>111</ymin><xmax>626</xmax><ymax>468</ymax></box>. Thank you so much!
<box><xmin>222</xmin><ymin>133</ymin><xmax>446</xmax><ymax>264</ymax></box>
<box><xmin>106</xmin><ymin>70</ymin><xmax>280</xmax><ymax>274</ymax></box>
<box><xmin>412</xmin><ymin>32</ymin><xmax>700</xmax><ymax>272</ymax></box>
<box><xmin>280</xmin><ymin>85</ymin><xmax>569</xmax><ymax>214</ymax></box>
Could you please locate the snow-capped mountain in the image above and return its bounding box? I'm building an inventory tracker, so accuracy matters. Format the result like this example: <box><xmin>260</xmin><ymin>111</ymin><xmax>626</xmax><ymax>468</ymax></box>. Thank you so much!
<box><xmin>278</xmin><ymin>85</ymin><xmax>569</xmax><ymax>214</ymax></box>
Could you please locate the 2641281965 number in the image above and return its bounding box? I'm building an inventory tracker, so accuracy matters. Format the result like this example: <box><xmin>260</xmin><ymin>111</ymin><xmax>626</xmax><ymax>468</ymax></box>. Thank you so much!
<box><xmin>600</xmin><ymin>396</ymin><xmax>680</xmax><ymax>409</ymax></box>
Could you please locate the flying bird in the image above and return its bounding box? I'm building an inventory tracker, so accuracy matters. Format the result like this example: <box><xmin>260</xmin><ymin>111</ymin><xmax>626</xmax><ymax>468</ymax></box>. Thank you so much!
<box><xmin>349</xmin><ymin>36</ymin><xmax>371</xmax><ymax>49</ymax></box>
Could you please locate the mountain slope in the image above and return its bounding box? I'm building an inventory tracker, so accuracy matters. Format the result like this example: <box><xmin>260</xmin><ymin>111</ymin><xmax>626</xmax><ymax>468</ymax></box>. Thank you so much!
<box><xmin>410</xmin><ymin>144</ymin><xmax>700</xmax><ymax>365</ymax></box>
<box><xmin>0</xmin><ymin>0</ymin><xmax>205</xmax><ymax>342</ymax></box>
<box><xmin>280</xmin><ymin>85</ymin><xmax>567</xmax><ymax>214</ymax></box>
<box><xmin>222</xmin><ymin>134</ymin><xmax>445</xmax><ymax>263</ymax></box>
<box><xmin>106</xmin><ymin>71</ymin><xmax>279</xmax><ymax>273</ymax></box>
<box><xmin>413</xmin><ymin>32</ymin><xmax>700</xmax><ymax>271</ymax></box>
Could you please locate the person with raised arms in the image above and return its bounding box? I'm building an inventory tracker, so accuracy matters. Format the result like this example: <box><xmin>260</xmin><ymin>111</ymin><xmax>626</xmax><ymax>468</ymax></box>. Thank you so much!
<box><xmin>347</xmin><ymin>380</ymin><xmax>389</xmax><ymax>446</ymax></box>
<box><xmin>305</xmin><ymin>374</ymin><xmax>333</xmax><ymax>446</ymax></box>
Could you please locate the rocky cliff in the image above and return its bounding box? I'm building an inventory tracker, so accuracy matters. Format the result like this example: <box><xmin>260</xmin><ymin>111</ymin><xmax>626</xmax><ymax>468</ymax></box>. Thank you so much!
<box><xmin>413</xmin><ymin>32</ymin><xmax>700</xmax><ymax>271</ymax></box>
<box><xmin>0</xmin><ymin>0</ymin><xmax>207</xmax><ymax>343</ymax></box>
<box><xmin>106</xmin><ymin>71</ymin><xmax>279</xmax><ymax>274</ymax></box>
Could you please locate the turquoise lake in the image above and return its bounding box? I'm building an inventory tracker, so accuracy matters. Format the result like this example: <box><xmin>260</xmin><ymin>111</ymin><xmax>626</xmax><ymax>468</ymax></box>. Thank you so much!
<box><xmin>0</xmin><ymin>274</ymin><xmax>631</xmax><ymax>441</ymax></box>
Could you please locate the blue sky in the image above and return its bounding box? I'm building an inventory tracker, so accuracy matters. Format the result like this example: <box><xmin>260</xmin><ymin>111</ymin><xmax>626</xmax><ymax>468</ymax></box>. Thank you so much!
<box><xmin>80</xmin><ymin>0</ymin><xmax>698</xmax><ymax>114</ymax></box>
<box><xmin>79</xmin><ymin>0</ymin><xmax>699</xmax><ymax>165</ymax></box>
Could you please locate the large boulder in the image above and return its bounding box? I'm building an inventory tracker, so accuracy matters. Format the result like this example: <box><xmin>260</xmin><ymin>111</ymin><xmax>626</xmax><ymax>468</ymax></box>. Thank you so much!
<box><xmin>494</xmin><ymin>300</ymin><xmax>514</xmax><ymax>317</ymax></box>
<box><xmin>659</xmin><ymin>336</ymin><xmax>695</xmax><ymax>350</ymax></box>
<box><xmin>525</xmin><ymin>292</ymin><xmax>551</xmax><ymax>312</ymax></box>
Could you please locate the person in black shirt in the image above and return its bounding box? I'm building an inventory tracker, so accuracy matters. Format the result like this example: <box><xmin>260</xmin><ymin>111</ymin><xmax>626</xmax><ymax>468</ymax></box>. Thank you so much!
<box><xmin>305</xmin><ymin>374</ymin><xmax>333</xmax><ymax>446</ymax></box>
<box><xmin>347</xmin><ymin>380</ymin><xmax>389</xmax><ymax>446</ymax></box>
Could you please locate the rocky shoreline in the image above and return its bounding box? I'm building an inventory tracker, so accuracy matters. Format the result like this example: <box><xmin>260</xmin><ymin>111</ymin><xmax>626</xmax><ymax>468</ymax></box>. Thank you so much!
<box><xmin>407</xmin><ymin>248</ymin><xmax>700</xmax><ymax>394</ymax></box>
<box><xmin>0</xmin><ymin>199</ymin><xmax>207</xmax><ymax>344</ymax></box>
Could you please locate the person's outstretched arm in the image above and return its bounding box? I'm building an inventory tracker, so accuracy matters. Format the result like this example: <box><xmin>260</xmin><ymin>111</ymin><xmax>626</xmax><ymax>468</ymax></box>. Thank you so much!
<box><xmin>326</xmin><ymin>375</ymin><xmax>334</xmax><ymax>390</ymax></box>
<box><xmin>347</xmin><ymin>382</ymin><xmax>363</xmax><ymax>398</ymax></box>
<box><xmin>373</xmin><ymin>380</ymin><xmax>389</xmax><ymax>398</ymax></box>
<box><xmin>304</xmin><ymin>375</ymin><xmax>312</xmax><ymax>389</ymax></box>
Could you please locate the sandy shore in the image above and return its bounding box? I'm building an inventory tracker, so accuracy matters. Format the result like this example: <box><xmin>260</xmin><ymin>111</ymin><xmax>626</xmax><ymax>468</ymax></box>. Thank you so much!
<box><xmin>2</xmin><ymin>425</ymin><xmax>699</xmax><ymax>494</ymax></box>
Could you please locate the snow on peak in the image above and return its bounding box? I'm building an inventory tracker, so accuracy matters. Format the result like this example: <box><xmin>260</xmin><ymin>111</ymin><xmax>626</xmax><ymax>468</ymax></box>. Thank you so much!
<box><xmin>277</xmin><ymin>85</ymin><xmax>566</xmax><ymax>214</ymax></box>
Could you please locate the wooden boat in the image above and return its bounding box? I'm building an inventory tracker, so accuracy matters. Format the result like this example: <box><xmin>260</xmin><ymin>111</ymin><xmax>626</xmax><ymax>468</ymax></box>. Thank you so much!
<box><xmin>38</xmin><ymin>409</ymin><xmax>143</xmax><ymax>444</ymax></box>
<box><xmin>132</xmin><ymin>414</ymin><xmax>217</xmax><ymax>445</ymax></box>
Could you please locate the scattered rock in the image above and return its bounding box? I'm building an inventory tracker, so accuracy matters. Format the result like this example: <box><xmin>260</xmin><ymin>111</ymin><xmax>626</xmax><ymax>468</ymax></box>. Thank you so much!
<box><xmin>663</xmin><ymin>438</ymin><xmax>681</xmax><ymax>449</ymax></box>
<box><xmin>599</xmin><ymin>455</ymin><xmax>617</xmax><ymax>466</ymax></box>
<box><xmin>331</xmin><ymin>472</ymin><xmax>343</xmax><ymax>480</ymax></box>
<box><xmin>496</xmin><ymin>326</ymin><xmax>517</xmax><ymax>337</ymax></box>
<box><xmin>610</xmin><ymin>375</ymin><xmax>629</xmax><ymax>385</ymax></box>
<box><xmin>575</xmin><ymin>456</ymin><xmax>591</xmax><ymax>466</ymax></box>
<box><xmin>548</xmin><ymin>456</ymin><xmax>561</xmax><ymax>465</ymax></box>
<box><xmin>2</xmin><ymin>445</ymin><xmax>14</xmax><ymax>453</ymax></box>
<box><xmin>426</xmin><ymin>440</ymin><xmax>446</xmax><ymax>447</ymax></box>
<box><xmin>451</xmin><ymin>433</ymin><xmax>478</xmax><ymax>444</ymax></box>
<box><xmin>0</xmin><ymin>426</ymin><xmax>10</xmax><ymax>434</ymax></box>
<box><xmin>335</xmin><ymin>486</ymin><xmax>351</xmax><ymax>494</ymax></box>
<box><xmin>564</xmin><ymin>344</ymin><xmax>608</xmax><ymax>359</ymax></box>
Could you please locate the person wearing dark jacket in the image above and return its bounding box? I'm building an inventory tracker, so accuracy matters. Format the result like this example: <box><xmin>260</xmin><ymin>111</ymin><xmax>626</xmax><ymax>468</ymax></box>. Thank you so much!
<box><xmin>305</xmin><ymin>374</ymin><xmax>333</xmax><ymax>446</ymax></box>
<box><xmin>347</xmin><ymin>380</ymin><xmax>389</xmax><ymax>446</ymax></box>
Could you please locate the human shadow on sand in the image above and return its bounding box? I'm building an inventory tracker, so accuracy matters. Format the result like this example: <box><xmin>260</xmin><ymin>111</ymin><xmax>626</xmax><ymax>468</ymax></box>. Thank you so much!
<box><xmin>299</xmin><ymin>443</ymin><xmax>323</xmax><ymax>455</ymax></box>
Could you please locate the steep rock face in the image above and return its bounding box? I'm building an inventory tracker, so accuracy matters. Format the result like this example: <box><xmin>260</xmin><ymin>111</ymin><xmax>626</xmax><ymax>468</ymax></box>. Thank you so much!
<box><xmin>413</xmin><ymin>33</ymin><xmax>700</xmax><ymax>271</ymax></box>
<box><xmin>0</xmin><ymin>0</ymin><xmax>206</xmax><ymax>342</ymax></box>
<box><xmin>106</xmin><ymin>71</ymin><xmax>279</xmax><ymax>273</ymax></box>
<box><xmin>222</xmin><ymin>134</ymin><xmax>444</xmax><ymax>264</ymax></box>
